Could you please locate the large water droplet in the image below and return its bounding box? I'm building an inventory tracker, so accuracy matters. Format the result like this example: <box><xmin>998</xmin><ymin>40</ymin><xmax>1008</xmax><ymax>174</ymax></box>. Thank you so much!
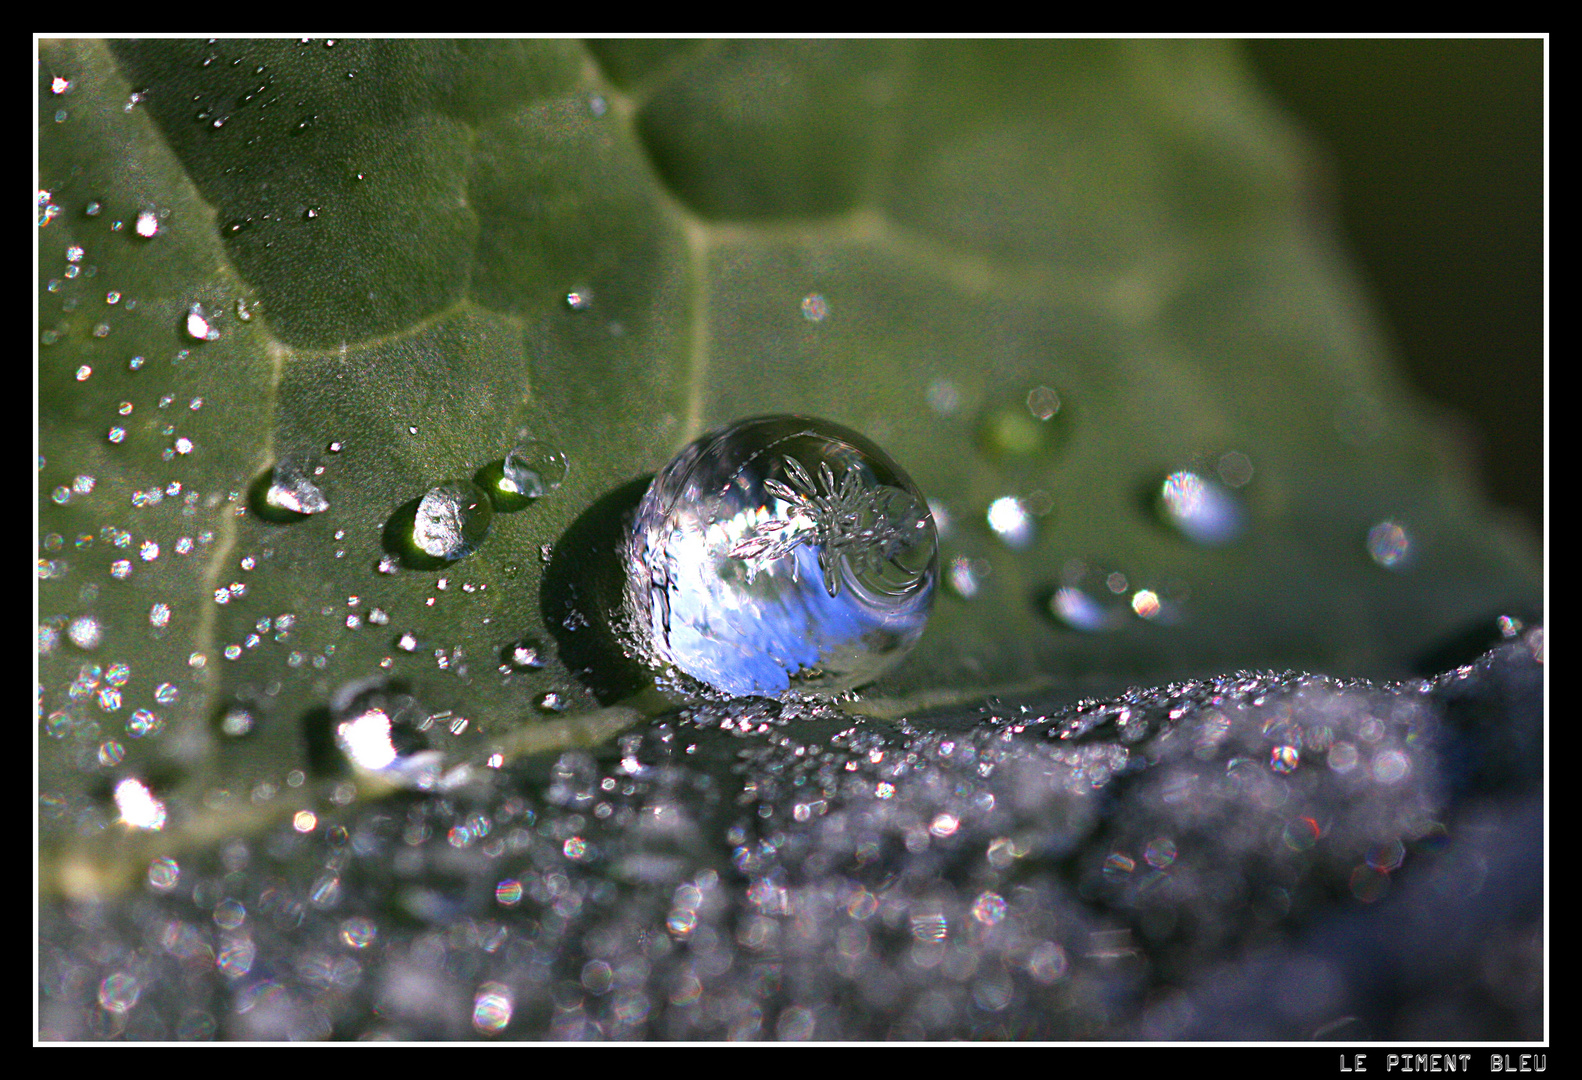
<box><xmin>623</xmin><ymin>415</ymin><xmax>937</xmax><ymax>697</ymax></box>
<box><xmin>412</xmin><ymin>480</ymin><xmax>492</xmax><ymax>560</ymax></box>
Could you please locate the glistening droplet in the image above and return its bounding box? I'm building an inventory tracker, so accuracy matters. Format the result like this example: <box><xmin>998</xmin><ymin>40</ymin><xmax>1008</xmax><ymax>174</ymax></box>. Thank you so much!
<box><xmin>184</xmin><ymin>303</ymin><xmax>219</xmax><ymax>341</ymax></box>
<box><xmin>257</xmin><ymin>456</ymin><xmax>329</xmax><ymax>517</ymax></box>
<box><xmin>413</xmin><ymin>480</ymin><xmax>492</xmax><ymax>561</ymax></box>
<box><xmin>1366</xmin><ymin>520</ymin><xmax>1412</xmax><ymax>569</ymax></box>
<box><xmin>1156</xmin><ymin>470</ymin><xmax>1246</xmax><ymax>546</ymax></box>
<box><xmin>330</xmin><ymin>682</ymin><xmax>444</xmax><ymax>790</ymax></box>
<box><xmin>501</xmin><ymin>440</ymin><xmax>568</xmax><ymax>500</ymax></box>
<box><xmin>623</xmin><ymin>415</ymin><xmax>937</xmax><ymax>697</ymax></box>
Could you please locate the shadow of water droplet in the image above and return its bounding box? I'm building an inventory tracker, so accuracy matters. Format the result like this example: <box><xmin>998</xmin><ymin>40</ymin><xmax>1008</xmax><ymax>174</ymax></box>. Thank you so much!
<box><xmin>299</xmin><ymin>703</ymin><xmax>344</xmax><ymax>779</ymax></box>
<box><xmin>539</xmin><ymin>475</ymin><xmax>654</xmax><ymax>705</ymax></box>
<box><xmin>474</xmin><ymin>460</ymin><xmax>526</xmax><ymax>513</ymax></box>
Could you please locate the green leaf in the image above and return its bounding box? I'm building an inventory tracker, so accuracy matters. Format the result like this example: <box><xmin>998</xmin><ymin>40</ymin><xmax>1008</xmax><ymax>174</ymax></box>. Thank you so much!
<box><xmin>38</xmin><ymin>38</ymin><xmax>1537</xmax><ymax>896</ymax></box>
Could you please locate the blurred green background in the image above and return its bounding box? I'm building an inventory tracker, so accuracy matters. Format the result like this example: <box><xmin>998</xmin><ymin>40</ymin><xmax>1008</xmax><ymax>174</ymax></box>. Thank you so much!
<box><xmin>1244</xmin><ymin>38</ymin><xmax>1544</xmax><ymax>540</ymax></box>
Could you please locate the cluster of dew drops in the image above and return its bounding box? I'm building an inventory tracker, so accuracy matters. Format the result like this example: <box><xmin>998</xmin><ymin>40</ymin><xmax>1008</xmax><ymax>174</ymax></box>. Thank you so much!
<box><xmin>41</xmin><ymin>103</ymin><xmax>588</xmax><ymax>820</ymax></box>
<box><xmin>916</xmin><ymin>372</ymin><xmax>1422</xmax><ymax>634</ymax></box>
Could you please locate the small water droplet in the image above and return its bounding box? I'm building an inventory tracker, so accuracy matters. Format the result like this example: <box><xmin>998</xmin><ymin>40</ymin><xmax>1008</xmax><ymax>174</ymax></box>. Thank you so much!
<box><xmin>1025</xmin><ymin>385</ymin><xmax>1062</xmax><ymax>421</ymax></box>
<box><xmin>412</xmin><ymin>480</ymin><xmax>492</xmax><ymax>561</ymax></box>
<box><xmin>1129</xmin><ymin>588</ymin><xmax>1162</xmax><ymax>620</ymax></box>
<box><xmin>127</xmin><ymin>708</ymin><xmax>164</xmax><ymax>738</ymax></box>
<box><xmin>134</xmin><ymin>210</ymin><xmax>159</xmax><ymax>238</ymax></box>
<box><xmin>68</xmin><ymin>616</ymin><xmax>103</xmax><ymax>650</ymax></box>
<box><xmin>1048</xmin><ymin>585</ymin><xmax>1121</xmax><ymax>632</ymax></box>
<box><xmin>184</xmin><ymin>304</ymin><xmax>219</xmax><ymax>341</ymax></box>
<box><xmin>946</xmin><ymin>555</ymin><xmax>989</xmax><ymax>599</ymax></box>
<box><xmin>1366</xmin><ymin>520</ymin><xmax>1412</xmax><ymax>569</ymax></box>
<box><xmin>504</xmin><ymin>637</ymin><xmax>546</xmax><ymax>671</ymax></box>
<box><xmin>473</xmin><ymin>983</ymin><xmax>514</xmax><ymax>1035</ymax></box>
<box><xmin>500</xmin><ymin>440</ymin><xmax>569</xmax><ymax>500</ymax></box>
<box><xmin>800</xmin><ymin>293</ymin><xmax>830</xmax><ymax>322</ymax></box>
<box><xmin>98</xmin><ymin>973</ymin><xmax>143</xmax><ymax>1014</ymax></box>
<box><xmin>986</xmin><ymin>496</ymin><xmax>1034</xmax><ymax>549</ymax></box>
<box><xmin>1157</xmin><ymin>471</ymin><xmax>1246</xmax><ymax>546</ymax></box>
<box><xmin>977</xmin><ymin>389</ymin><xmax>1074</xmax><ymax>458</ymax></box>
<box><xmin>331</xmin><ymin>683</ymin><xmax>445</xmax><ymax>789</ymax></box>
<box><xmin>259</xmin><ymin>456</ymin><xmax>329</xmax><ymax>517</ymax></box>
<box><xmin>217</xmin><ymin>705</ymin><xmax>255</xmax><ymax>737</ymax></box>
<box><xmin>565</xmin><ymin>290</ymin><xmax>592</xmax><ymax>311</ymax></box>
<box><xmin>624</xmin><ymin>415</ymin><xmax>937</xmax><ymax>696</ymax></box>
<box><xmin>51</xmin><ymin>76</ymin><xmax>72</xmax><ymax>95</ymax></box>
<box><xmin>113</xmin><ymin>777</ymin><xmax>166</xmax><ymax>830</ymax></box>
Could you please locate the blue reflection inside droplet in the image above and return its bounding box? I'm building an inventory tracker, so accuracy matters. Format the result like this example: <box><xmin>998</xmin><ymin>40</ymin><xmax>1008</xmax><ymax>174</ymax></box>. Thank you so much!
<box><xmin>627</xmin><ymin>416</ymin><xmax>937</xmax><ymax>697</ymax></box>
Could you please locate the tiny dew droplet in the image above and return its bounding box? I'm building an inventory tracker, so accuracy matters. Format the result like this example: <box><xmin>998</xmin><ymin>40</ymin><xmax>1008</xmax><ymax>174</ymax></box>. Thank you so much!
<box><xmin>1366</xmin><ymin>520</ymin><xmax>1412</xmax><ymax>569</ymax></box>
<box><xmin>624</xmin><ymin>415</ymin><xmax>937</xmax><ymax>697</ymax></box>
<box><xmin>412</xmin><ymin>480</ymin><xmax>492</xmax><ymax>561</ymax></box>
<box><xmin>975</xmin><ymin>389</ymin><xmax>1074</xmax><ymax>460</ymax></box>
<box><xmin>134</xmin><ymin>210</ymin><xmax>159</xmax><ymax>238</ymax></box>
<box><xmin>1025</xmin><ymin>385</ymin><xmax>1062</xmax><ymax>421</ymax></box>
<box><xmin>1044</xmin><ymin>560</ymin><xmax>1129</xmax><ymax>633</ymax></box>
<box><xmin>218</xmin><ymin>705</ymin><xmax>255</xmax><ymax>737</ymax></box>
<box><xmin>800</xmin><ymin>293</ymin><xmax>830</xmax><ymax>322</ymax></box>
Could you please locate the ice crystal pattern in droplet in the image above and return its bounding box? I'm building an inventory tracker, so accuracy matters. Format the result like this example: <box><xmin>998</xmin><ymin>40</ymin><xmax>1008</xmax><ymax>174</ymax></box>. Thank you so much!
<box><xmin>624</xmin><ymin>415</ymin><xmax>937</xmax><ymax>697</ymax></box>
